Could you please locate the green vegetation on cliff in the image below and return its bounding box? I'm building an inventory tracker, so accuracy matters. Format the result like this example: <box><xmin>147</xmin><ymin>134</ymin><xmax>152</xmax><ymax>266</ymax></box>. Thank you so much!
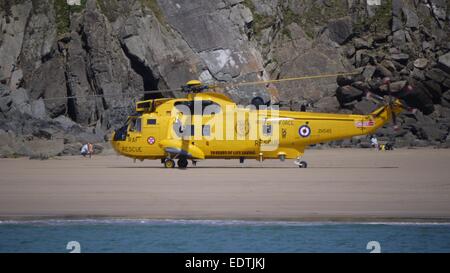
<box><xmin>354</xmin><ymin>0</ymin><xmax>392</xmax><ymax>34</ymax></box>
<box><xmin>54</xmin><ymin>0</ymin><xmax>87</xmax><ymax>35</ymax></box>
<box><xmin>140</xmin><ymin>0</ymin><xmax>166</xmax><ymax>25</ymax></box>
<box><xmin>242</xmin><ymin>0</ymin><xmax>276</xmax><ymax>38</ymax></box>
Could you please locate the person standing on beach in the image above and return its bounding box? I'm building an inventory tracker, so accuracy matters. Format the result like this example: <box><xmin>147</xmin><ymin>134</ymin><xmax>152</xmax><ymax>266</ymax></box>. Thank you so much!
<box><xmin>88</xmin><ymin>143</ymin><xmax>94</xmax><ymax>158</ymax></box>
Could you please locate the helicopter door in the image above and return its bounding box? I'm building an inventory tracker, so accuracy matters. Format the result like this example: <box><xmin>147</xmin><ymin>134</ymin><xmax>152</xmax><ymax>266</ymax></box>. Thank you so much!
<box><xmin>256</xmin><ymin>118</ymin><xmax>278</xmax><ymax>160</ymax></box>
<box><xmin>142</xmin><ymin>117</ymin><xmax>162</xmax><ymax>154</ymax></box>
<box><xmin>127</xmin><ymin>117</ymin><xmax>142</xmax><ymax>144</ymax></box>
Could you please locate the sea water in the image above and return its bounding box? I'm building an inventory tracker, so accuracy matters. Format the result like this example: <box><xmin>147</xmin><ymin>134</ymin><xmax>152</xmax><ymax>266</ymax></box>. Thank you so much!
<box><xmin>0</xmin><ymin>220</ymin><xmax>449</xmax><ymax>253</ymax></box>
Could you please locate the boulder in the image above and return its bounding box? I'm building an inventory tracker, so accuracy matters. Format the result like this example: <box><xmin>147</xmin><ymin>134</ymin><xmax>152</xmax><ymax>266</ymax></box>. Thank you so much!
<box><xmin>31</xmin><ymin>99</ymin><xmax>47</xmax><ymax>120</ymax></box>
<box><xmin>61</xmin><ymin>143</ymin><xmax>83</xmax><ymax>156</ymax></box>
<box><xmin>411</xmin><ymin>68</ymin><xmax>426</xmax><ymax>81</ymax></box>
<box><xmin>425</xmin><ymin>68</ymin><xmax>449</xmax><ymax>83</ymax></box>
<box><xmin>424</xmin><ymin>80</ymin><xmax>442</xmax><ymax>102</ymax></box>
<box><xmin>392</xmin><ymin>30</ymin><xmax>406</xmax><ymax>46</ymax></box>
<box><xmin>438</xmin><ymin>52</ymin><xmax>450</xmax><ymax>73</ymax></box>
<box><xmin>327</xmin><ymin>17</ymin><xmax>353</xmax><ymax>45</ymax></box>
<box><xmin>375</xmin><ymin>64</ymin><xmax>393</xmax><ymax>78</ymax></box>
<box><xmin>362</xmin><ymin>66</ymin><xmax>376</xmax><ymax>80</ymax></box>
<box><xmin>443</xmin><ymin>79</ymin><xmax>450</xmax><ymax>89</ymax></box>
<box><xmin>336</xmin><ymin>85</ymin><xmax>365</xmax><ymax>105</ymax></box>
<box><xmin>430</xmin><ymin>0</ymin><xmax>447</xmax><ymax>21</ymax></box>
<box><xmin>10</xmin><ymin>88</ymin><xmax>32</xmax><ymax>116</ymax></box>
<box><xmin>403</xmin><ymin>6</ymin><xmax>419</xmax><ymax>29</ymax></box>
<box><xmin>391</xmin><ymin>53</ymin><xmax>410</xmax><ymax>64</ymax></box>
<box><xmin>0</xmin><ymin>96</ymin><xmax>12</xmax><ymax>113</ymax></box>
<box><xmin>53</xmin><ymin>115</ymin><xmax>79</xmax><ymax>130</ymax></box>
<box><xmin>400</xmin><ymin>81</ymin><xmax>435</xmax><ymax>115</ymax></box>
<box><xmin>314</xmin><ymin>96</ymin><xmax>340</xmax><ymax>113</ymax></box>
<box><xmin>353</xmin><ymin>99</ymin><xmax>378</xmax><ymax>115</ymax></box>
<box><xmin>380</xmin><ymin>60</ymin><xmax>396</xmax><ymax>72</ymax></box>
<box><xmin>0</xmin><ymin>84</ymin><xmax>11</xmax><ymax>97</ymax></box>
<box><xmin>414</xmin><ymin>124</ymin><xmax>447</xmax><ymax>141</ymax></box>
<box><xmin>413</xmin><ymin>58</ymin><xmax>429</xmax><ymax>69</ymax></box>
<box><xmin>23</xmin><ymin>139</ymin><xmax>65</xmax><ymax>158</ymax></box>
<box><xmin>336</xmin><ymin>75</ymin><xmax>355</xmax><ymax>86</ymax></box>
<box><xmin>353</xmin><ymin>38</ymin><xmax>371</xmax><ymax>50</ymax></box>
<box><xmin>391</xmin><ymin>81</ymin><xmax>408</xmax><ymax>93</ymax></box>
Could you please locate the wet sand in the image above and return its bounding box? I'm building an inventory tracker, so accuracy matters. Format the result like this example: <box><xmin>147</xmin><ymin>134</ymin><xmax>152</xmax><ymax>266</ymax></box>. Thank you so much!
<box><xmin>0</xmin><ymin>148</ymin><xmax>449</xmax><ymax>222</ymax></box>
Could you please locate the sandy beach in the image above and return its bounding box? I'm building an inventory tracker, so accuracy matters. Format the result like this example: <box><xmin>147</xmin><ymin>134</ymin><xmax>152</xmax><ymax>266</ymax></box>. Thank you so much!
<box><xmin>0</xmin><ymin>148</ymin><xmax>449</xmax><ymax>222</ymax></box>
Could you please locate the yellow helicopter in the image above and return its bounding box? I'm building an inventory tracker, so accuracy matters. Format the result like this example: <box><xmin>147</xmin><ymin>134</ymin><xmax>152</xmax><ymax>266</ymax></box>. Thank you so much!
<box><xmin>111</xmin><ymin>77</ymin><xmax>406</xmax><ymax>168</ymax></box>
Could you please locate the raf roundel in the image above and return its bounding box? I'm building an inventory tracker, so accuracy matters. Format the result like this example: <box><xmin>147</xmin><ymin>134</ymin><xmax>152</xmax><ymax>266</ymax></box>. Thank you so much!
<box><xmin>147</xmin><ymin>137</ymin><xmax>156</xmax><ymax>145</ymax></box>
<box><xmin>299</xmin><ymin>125</ymin><xmax>311</xmax><ymax>138</ymax></box>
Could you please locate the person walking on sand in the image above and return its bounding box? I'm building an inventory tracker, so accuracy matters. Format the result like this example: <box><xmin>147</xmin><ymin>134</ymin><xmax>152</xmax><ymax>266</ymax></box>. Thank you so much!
<box><xmin>81</xmin><ymin>143</ymin><xmax>89</xmax><ymax>157</ymax></box>
<box><xmin>88</xmin><ymin>143</ymin><xmax>94</xmax><ymax>158</ymax></box>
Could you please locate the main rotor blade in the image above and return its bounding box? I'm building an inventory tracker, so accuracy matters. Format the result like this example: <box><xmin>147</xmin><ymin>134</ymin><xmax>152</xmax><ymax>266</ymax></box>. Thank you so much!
<box><xmin>37</xmin><ymin>72</ymin><xmax>360</xmax><ymax>102</ymax></box>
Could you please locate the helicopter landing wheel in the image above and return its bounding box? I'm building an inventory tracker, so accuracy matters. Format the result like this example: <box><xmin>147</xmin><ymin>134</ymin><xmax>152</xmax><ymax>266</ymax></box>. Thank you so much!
<box><xmin>177</xmin><ymin>158</ymin><xmax>188</xmax><ymax>169</ymax></box>
<box><xmin>298</xmin><ymin>161</ymin><xmax>308</xmax><ymax>168</ymax></box>
<box><xmin>164</xmin><ymin>159</ymin><xmax>176</xmax><ymax>168</ymax></box>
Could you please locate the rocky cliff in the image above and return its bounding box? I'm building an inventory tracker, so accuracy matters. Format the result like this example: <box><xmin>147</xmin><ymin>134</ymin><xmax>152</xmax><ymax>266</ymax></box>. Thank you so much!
<box><xmin>1</xmin><ymin>0</ymin><xmax>450</xmax><ymax>157</ymax></box>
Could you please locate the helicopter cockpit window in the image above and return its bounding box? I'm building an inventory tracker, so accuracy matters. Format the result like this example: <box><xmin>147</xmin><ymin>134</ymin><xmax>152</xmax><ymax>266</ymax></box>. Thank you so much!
<box><xmin>129</xmin><ymin>118</ymin><xmax>141</xmax><ymax>133</ymax></box>
<box><xmin>174</xmin><ymin>100</ymin><xmax>221</xmax><ymax>115</ymax></box>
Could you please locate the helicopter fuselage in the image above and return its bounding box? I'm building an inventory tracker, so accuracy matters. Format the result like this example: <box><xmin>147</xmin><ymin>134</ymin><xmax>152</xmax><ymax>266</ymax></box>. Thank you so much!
<box><xmin>111</xmin><ymin>92</ymin><xmax>403</xmax><ymax>166</ymax></box>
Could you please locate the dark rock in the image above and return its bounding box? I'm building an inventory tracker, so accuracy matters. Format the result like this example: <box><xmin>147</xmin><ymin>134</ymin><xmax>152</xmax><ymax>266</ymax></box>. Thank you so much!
<box><xmin>336</xmin><ymin>85</ymin><xmax>365</xmax><ymax>105</ymax></box>
<box><xmin>375</xmin><ymin>64</ymin><xmax>393</xmax><ymax>78</ymax></box>
<box><xmin>389</xmin><ymin>81</ymin><xmax>408</xmax><ymax>94</ymax></box>
<box><xmin>362</xmin><ymin>66</ymin><xmax>376</xmax><ymax>79</ymax></box>
<box><xmin>355</xmin><ymin>50</ymin><xmax>373</xmax><ymax>67</ymax></box>
<box><xmin>392</xmin><ymin>0</ymin><xmax>403</xmax><ymax>32</ymax></box>
<box><xmin>380</xmin><ymin>60</ymin><xmax>396</xmax><ymax>72</ymax></box>
<box><xmin>353</xmin><ymin>38</ymin><xmax>371</xmax><ymax>50</ymax></box>
<box><xmin>438</xmin><ymin>52</ymin><xmax>450</xmax><ymax>73</ymax></box>
<box><xmin>424</xmin><ymin>80</ymin><xmax>442</xmax><ymax>102</ymax></box>
<box><xmin>442</xmin><ymin>90</ymin><xmax>450</xmax><ymax>102</ymax></box>
<box><xmin>0</xmin><ymin>96</ymin><xmax>12</xmax><ymax>113</ymax></box>
<box><xmin>401</xmin><ymin>81</ymin><xmax>435</xmax><ymax>115</ymax></box>
<box><xmin>392</xmin><ymin>60</ymin><xmax>406</xmax><ymax>71</ymax></box>
<box><xmin>346</xmin><ymin>46</ymin><xmax>356</xmax><ymax>58</ymax></box>
<box><xmin>336</xmin><ymin>75</ymin><xmax>355</xmax><ymax>86</ymax></box>
<box><xmin>443</xmin><ymin>79</ymin><xmax>450</xmax><ymax>89</ymax></box>
<box><xmin>422</xmin><ymin>40</ymin><xmax>433</xmax><ymax>51</ymax></box>
<box><xmin>425</xmin><ymin>68</ymin><xmax>449</xmax><ymax>83</ymax></box>
<box><xmin>351</xmin><ymin>81</ymin><xmax>370</xmax><ymax>91</ymax></box>
<box><xmin>391</xmin><ymin>53</ymin><xmax>410</xmax><ymax>64</ymax></box>
<box><xmin>392</xmin><ymin>30</ymin><xmax>406</xmax><ymax>46</ymax></box>
<box><xmin>0</xmin><ymin>84</ymin><xmax>11</xmax><ymax>97</ymax></box>
<box><xmin>403</xmin><ymin>7</ymin><xmax>419</xmax><ymax>29</ymax></box>
<box><xmin>430</xmin><ymin>0</ymin><xmax>447</xmax><ymax>21</ymax></box>
<box><xmin>411</xmin><ymin>68</ymin><xmax>426</xmax><ymax>81</ymax></box>
<box><xmin>327</xmin><ymin>17</ymin><xmax>353</xmax><ymax>45</ymax></box>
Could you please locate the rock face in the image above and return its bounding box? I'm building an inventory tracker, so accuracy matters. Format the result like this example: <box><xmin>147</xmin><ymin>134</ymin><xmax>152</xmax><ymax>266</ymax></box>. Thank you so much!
<box><xmin>0</xmin><ymin>0</ymin><xmax>450</xmax><ymax>157</ymax></box>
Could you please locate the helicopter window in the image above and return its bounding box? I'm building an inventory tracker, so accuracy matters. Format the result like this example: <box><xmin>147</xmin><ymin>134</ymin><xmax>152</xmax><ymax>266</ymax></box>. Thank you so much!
<box><xmin>202</xmin><ymin>125</ymin><xmax>211</xmax><ymax>136</ymax></box>
<box><xmin>262</xmin><ymin>124</ymin><xmax>272</xmax><ymax>136</ymax></box>
<box><xmin>147</xmin><ymin>119</ymin><xmax>157</xmax><ymax>125</ymax></box>
<box><xmin>129</xmin><ymin>118</ymin><xmax>141</xmax><ymax>132</ymax></box>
